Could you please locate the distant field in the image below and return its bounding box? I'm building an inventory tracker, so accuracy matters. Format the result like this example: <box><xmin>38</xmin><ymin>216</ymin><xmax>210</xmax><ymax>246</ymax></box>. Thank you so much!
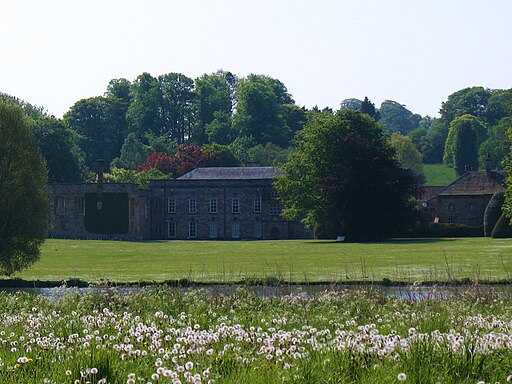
<box><xmin>8</xmin><ymin>238</ymin><xmax>512</xmax><ymax>283</ymax></box>
<box><xmin>423</xmin><ymin>163</ymin><xmax>458</xmax><ymax>186</ymax></box>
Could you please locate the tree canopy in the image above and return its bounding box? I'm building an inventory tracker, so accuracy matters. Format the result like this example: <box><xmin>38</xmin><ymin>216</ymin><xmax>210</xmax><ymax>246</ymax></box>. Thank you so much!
<box><xmin>0</xmin><ymin>101</ymin><xmax>49</xmax><ymax>275</ymax></box>
<box><xmin>275</xmin><ymin>109</ymin><xmax>419</xmax><ymax>242</ymax></box>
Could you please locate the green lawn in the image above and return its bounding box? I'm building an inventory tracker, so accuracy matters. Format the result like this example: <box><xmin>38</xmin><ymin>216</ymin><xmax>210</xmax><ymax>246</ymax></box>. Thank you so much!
<box><xmin>423</xmin><ymin>163</ymin><xmax>458</xmax><ymax>185</ymax></box>
<box><xmin>8</xmin><ymin>238</ymin><xmax>512</xmax><ymax>283</ymax></box>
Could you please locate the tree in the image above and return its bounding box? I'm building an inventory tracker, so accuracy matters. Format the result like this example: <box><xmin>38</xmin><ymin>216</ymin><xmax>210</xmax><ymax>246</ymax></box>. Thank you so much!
<box><xmin>247</xmin><ymin>142</ymin><xmax>289</xmax><ymax>166</ymax></box>
<box><xmin>232</xmin><ymin>74</ymin><xmax>292</xmax><ymax>147</ymax></box>
<box><xmin>440</xmin><ymin>86</ymin><xmax>491</xmax><ymax>123</ymax></box>
<box><xmin>103</xmin><ymin>167</ymin><xmax>170</xmax><ymax>189</ymax></box>
<box><xmin>390</xmin><ymin>133</ymin><xmax>424</xmax><ymax>181</ymax></box>
<box><xmin>360</xmin><ymin>97</ymin><xmax>380</xmax><ymax>120</ymax></box>
<box><xmin>479</xmin><ymin>117</ymin><xmax>512</xmax><ymax>169</ymax></box>
<box><xmin>443</xmin><ymin>115</ymin><xmax>484</xmax><ymax>175</ymax></box>
<box><xmin>379</xmin><ymin>100</ymin><xmax>421</xmax><ymax>135</ymax></box>
<box><xmin>421</xmin><ymin>118</ymin><xmax>449</xmax><ymax>164</ymax></box>
<box><xmin>202</xmin><ymin>143</ymin><xmax>240</xmax><ymax>167</ymax></box>
<box><xmin>339</xmin><ymin>98</ymin><xmax>362</xmax><ymax>111</ymax></box>
<box><xmin>0</xmin><ymin>101</ymin><xmax>48</xmax><ymax>275</ymax></box>
<box><xmin>275</xmin><ymin>109</ymin><xmax>419</xmax><ymax>241</ymax></box>
<box><xmin>126</xmin><ymin>72</ymin><xmax>163</xmax><ymax>137</ymax></box>
<box><xmin>194</xmin><ymin>71</ymin><xmax>234</xmax><ymax>144</ymax></box>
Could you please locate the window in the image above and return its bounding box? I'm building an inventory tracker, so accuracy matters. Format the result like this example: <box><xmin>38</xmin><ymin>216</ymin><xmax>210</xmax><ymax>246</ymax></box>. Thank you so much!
<box><xmin>468</xmin><ymin>218</ymin><xmax>476</xmax><ymax>225</ymax></box>
<box><xmin>448</xmin><ymin>203</ymin><xmax>455</xmax><ymax>212</ymax></box>
<box><xmin>467</xmin><ymin>203</ymin><xmax>475</xmax><ymax>213</ymax></box>
<box><xmin>448</xmin><ymin>217</ymin><xmax>455</xmax><ymax>224</ymax></box>
<box><xmin>167</xmin><ymin>222</ymin><xmax>176</xmax><ymax>238</ymax></box>
<box><xmin>55</xmin><ymin>197</ymin><xmax>65</xmax><ymax>216</ymax></box>
<box><xmin>78</xmin><ymin>197</ymin><xmax>85</xmax><ymax>216</ymax></box>
<box><xmin>254</xmin><ymin>197</ymin><xmax>262</xmax><ymax>213</ymax></box>
<box><xmin>189</xmin><ymin>222</ymin><xmax>197</xmax><ymax>238</ymax></box>
<box><xmin>232</xmin><ymin>198</ymin><xmax>240</xmax><ymax>213</ymax></box>
<box><xmin>189</xmin><ymin>198</ymin><xmax>197</xmax><ymax>213</ymax></box>
<box><xmin>270</xmin><ymin>203</ymin><xmax>281</xmax><ymax>216</ymax></box>
<box><xmin>209</xmin><ymin>222</ymin><xmax>218</xmax><ymax>238</ymax></box>
<box><xmin>254</xmin><ymin>220</ymin><xmax>262</xmax><ymax>238</ymax></box>
<box><xmin>231</xmin><ymin>222</ymin><xmax>240</xmax><ymax>238</ymax></box>
<box><xmin>270</xmin><ymin>190</ymin><xmax>278</xmax><ymax>199</ymax></box>
<box><xmin>209</xmin><ymin>198</ymin><xmax>217</xmax><ymax>213</ymax></box>
<box><xmin>167</xmin><ymin>198</ymin><xmax>176</xmax><ymax>214</ymax></box>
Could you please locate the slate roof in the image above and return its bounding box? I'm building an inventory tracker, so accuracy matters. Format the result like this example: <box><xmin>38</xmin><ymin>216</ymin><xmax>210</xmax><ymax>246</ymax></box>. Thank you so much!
<box><xmin>418</xmin><ymin>186</ymin><xmax>445</xmax><ymax>201</ymax></box>
<box><xmin>178</xmin><ymin>167</ymin><xmax>278</xmax><ymax>180</ymax></box>
<box><xmin>437</xmin><ymin>171</ymin><xmax>507</xmax><ymax>196</ymax></box>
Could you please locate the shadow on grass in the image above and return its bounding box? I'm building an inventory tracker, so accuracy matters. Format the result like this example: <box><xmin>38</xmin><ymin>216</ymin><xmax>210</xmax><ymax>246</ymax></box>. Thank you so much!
<box><xmin>304</xmin><ymin>238</ymin><xmax>457</xmax><ymax>245</ymax></box>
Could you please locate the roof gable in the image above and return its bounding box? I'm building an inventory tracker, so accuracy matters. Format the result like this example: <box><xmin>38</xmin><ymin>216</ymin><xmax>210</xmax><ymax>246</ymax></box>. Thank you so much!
<box><xmin>437</xmin><ymin>171</ymin><xmax>507</xmax><ymax>196</ymax></box>
<box><xmin>177</xmin><ymin>167</ymin><xmax>278</xmax><ymax>180</ymax></box>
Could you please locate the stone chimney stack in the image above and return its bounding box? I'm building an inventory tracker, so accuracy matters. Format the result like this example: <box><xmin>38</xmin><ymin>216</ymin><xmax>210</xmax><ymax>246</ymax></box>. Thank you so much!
<box><xmin>485</xmin><ymin>153</ymin><xmax>492</xmax><ymax>174</ymax></box>
<box><xmin>96</xmin><ymin>159</ymin><xmax>104</xmax><ymax>198</ymax></box>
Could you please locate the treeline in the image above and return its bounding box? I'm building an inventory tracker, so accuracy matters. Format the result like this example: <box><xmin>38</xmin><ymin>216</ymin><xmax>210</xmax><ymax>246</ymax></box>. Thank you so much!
<box><xmin>2</xmin><ymin>72</ymin><xmax>512</xmax><ymax>183</ymax></box>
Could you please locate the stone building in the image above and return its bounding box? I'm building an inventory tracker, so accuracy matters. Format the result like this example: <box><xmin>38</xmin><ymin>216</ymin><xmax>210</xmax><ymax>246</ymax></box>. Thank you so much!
<box><xmin>49</xmin><ymin>182</ymin><xmax>150</xmax><ymax>240</ymax></box>
<box><xmin>150</xmin><ymin>167</ymin><xmax>313</xmax><ymax>240</ymax></box>
<box><xmin>48</xmin><ymin>166</ymin><xmax>313</xmax><ymax>240</ymax></box>
<box><xmin>435</xmin><ymin>169</ymin><xmax>507</xmax><ymax>226</ymax></box>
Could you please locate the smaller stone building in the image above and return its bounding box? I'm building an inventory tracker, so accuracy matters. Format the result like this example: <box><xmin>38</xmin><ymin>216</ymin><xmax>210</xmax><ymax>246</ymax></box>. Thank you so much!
<box><xmin>435</xmin><ymin>170</ymin><xmax>507</xmax><ymax>226</ymax></box>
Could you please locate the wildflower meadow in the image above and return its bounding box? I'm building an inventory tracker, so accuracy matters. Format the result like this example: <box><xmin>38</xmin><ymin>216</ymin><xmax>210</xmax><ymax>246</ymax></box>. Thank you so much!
<box><xmin>2</xmin><ymin>286</ymin><xmax>512</xmax><ymax>383</ymax></box>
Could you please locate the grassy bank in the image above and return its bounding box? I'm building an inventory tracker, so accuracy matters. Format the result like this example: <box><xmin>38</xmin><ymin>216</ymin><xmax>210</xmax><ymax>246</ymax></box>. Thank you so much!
<box><xmin>423</xmin><ymin>163</ymin><xmax>458</xmax><ymax>186</ymax></box>
<box><xmin>2</xmin><ymin>287</ymin><xmax>512</xmax><ymax>383</ymax></box>
<box><xmin>9</xmin><ymin>238</ymin><xmax>512</xmax><ymax>284</ymax></box>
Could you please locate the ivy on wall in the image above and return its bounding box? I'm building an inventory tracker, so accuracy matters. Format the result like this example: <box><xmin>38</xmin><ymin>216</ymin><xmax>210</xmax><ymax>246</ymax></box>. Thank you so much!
<box><xmin>84</xmin><ymin>193</ymin><xmax>129</xmax><ymax>235</ymax></box>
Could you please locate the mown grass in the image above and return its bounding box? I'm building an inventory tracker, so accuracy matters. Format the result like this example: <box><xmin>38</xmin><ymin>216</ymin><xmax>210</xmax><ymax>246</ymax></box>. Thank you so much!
<box><xmin>423</xmin><ymin>163</ymin><xmax>458</xmax><ymax>185</ymax></box>
<box><xmin>2</xmin><ymin>287</ymin><xmax>512</xmax><ymax>383</ymax></box>
<box><xmin>8</xmin><ymin>237</ymin><xmax>512</xmax><ymax>284</ymax></box>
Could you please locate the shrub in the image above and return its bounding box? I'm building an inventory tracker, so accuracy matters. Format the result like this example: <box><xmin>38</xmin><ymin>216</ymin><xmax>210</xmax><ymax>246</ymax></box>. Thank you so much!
<box><xmin>404</xmin><ymin>223</ymin><xmax>484</xmax><ymax>238</ymax></box>
<box><xmin>484</xmin><ymin>192</ymin><xmax>505</xmax><ymax>237</ymax></box>
<box><xmin>491</xmin><ymin>214</ymin><xmax>512</xmax><ymax>238</ymax></box>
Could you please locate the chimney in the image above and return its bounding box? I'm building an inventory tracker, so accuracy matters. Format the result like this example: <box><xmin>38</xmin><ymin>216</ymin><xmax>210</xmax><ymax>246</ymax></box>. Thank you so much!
<box><xmin>485</xmin><ymin>153</ymin><xmax>492</xmax><ymax>174</ymax></box>
<box><xmin>96</xmin><ymin>159</ymin><xmax>104</xmax><ymax>198</ymax></box>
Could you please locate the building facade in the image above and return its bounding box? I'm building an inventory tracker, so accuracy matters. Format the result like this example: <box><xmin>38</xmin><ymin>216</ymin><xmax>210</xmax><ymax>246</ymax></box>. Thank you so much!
<box><xmin>48</xmin><ymin>167</ymin><xmax>313</xmax><ymax>240</ymax></box>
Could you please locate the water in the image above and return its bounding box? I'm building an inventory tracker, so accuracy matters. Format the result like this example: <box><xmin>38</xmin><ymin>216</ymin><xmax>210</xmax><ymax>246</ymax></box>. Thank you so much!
<box><xmin>1</xmin><ymin>283</ymin><xmax>507</xmax><ymax>301</ymax></box>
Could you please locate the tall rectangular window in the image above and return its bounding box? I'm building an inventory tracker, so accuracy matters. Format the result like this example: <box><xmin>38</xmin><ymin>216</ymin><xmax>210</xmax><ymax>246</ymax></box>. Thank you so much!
<box><xmin>254</xmin><ymin>220</ymin><xmax>262</xmax><ymax>238</ymax></box>
<box><xmin>232</xmin><ymin>198</ymin><xmax>240</xmax><ymax>213</ymax></box>
<box><xmin>189</xmin><ymin>198</ymin><xmax>197</xmax><ymax>213</ymax></box>
<box><xmin>270</xmin><ymin>189</ymin><xmax>278</xmax><ymax>199</ymax></box>
<box><xmin>270</xmin><ymin>203</ymin><xmax>281</xmax><ymax>216</ymax></box>
<box><xmin>167</xmin><ymin>198</ymin><xmax>176</xmax><ymax>214</ymax></box>
<box><xmin>167</xmin><ymin>222</ymin><xmax>176</xmax><ymax>238</ymax></box>
<box><xmin>209</xmin><ymin>222</ymin><xmax>218</xmax><ymax>238</ymax></box>
<box><xmin>55</xmin><ymin>197</ymin><xmax>65</xmax><ymax>216</ymax></box>
<box><xmin>209</xmin><ymin>198</ymin><xmax>217</xmax><ymax>213</ymax></box>
<box><xmin>189</xmin><ymin>222</ymin><xmax>197</xmax><ymax>238</ymax></box>
<box><xmin>231</xmin><ymin>222</ymin><xmax>240</xmax><ymax>238</ymax></box>
<box><xmin>254</xmin><ymin>197</ymin><xmax>262</xmax><ymax>213</ymax></box>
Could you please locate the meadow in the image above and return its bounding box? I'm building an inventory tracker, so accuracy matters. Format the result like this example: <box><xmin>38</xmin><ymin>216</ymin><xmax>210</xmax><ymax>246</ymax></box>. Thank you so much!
<box><xmin>423</xmin><ymin>164</ymin><xmax>458</xmax><ymax>186</ymax></box>
<box><xmin>2</xmin><ymin>286</ymin><xmax>512</xmax><ymax>383</ymax></box>
<box><xmin>9</xmin><ymin>238</ymin><xmax>512</xmax><ymax>284</ymax></box>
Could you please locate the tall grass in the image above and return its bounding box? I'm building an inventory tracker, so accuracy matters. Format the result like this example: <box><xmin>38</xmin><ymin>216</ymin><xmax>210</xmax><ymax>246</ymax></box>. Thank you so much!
<box><xmin>1</xmin><ymin>286</ymin><xmax>512</xmax><ymax>383</ymax></box>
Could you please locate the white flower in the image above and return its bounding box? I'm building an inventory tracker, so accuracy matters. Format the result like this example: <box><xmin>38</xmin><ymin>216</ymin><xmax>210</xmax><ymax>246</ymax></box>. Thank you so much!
<box><xmin>397</xmin><ymin>373</ymin><xmax>407</xmax><ymax>381</ymax></box>
<box><xmin>90</xmin><ymin>368</ymin><xmax>98</xmax><ymax>375</ymax></box>
<box><xmin>507</xmin><ymin>375</ymin><xmax>512</xmax><ymax>382</ymax></box>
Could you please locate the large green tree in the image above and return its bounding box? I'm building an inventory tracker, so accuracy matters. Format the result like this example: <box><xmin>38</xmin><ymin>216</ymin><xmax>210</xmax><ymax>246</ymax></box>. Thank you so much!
<box><xmin>443</xmin><ymin>115</ymin><xmax>485</xmax><ymax>175</ymax></box>
<box><xmin>0</xmin><ymin>101</ymin><xmax>48</xmax><ymax>275</ymax></box>
<box><xmin>379</xmin><ymin>100</ymin><xmax>421</xmax><ymax>135</ymax></box>
<box><xmin>275</xmin><ymin>109</ymin><xmax>418</xmax><ymax>241</ymax></box>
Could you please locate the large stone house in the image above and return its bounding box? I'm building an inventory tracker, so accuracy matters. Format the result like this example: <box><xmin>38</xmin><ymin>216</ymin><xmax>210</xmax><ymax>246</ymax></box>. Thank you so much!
<box><xmin>48</xmin><ymin>167</ymin><xmax>313</xmax><ymax>240</ymax></box>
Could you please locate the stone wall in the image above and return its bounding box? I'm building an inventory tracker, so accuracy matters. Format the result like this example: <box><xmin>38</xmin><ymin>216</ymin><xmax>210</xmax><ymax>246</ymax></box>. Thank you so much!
<box><xmin>436</xmin><ymin>195</ymin><xmax>492</xmax><ymax>226</ymax></box>
<box><xmin>49</xmin><ymin>183</ymin><xmax>149</xmax><ymax>240</ymax></box>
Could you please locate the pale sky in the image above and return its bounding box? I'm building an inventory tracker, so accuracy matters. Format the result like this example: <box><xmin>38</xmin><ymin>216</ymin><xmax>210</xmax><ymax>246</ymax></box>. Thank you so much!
<box><xmin>1</xmin><ymin>0</ymin><xmax>511</xmax><ymax>118</ymax></box>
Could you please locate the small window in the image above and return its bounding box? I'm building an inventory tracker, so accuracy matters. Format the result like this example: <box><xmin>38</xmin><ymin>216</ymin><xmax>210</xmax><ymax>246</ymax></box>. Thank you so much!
<box><xmin>55</xmin><ymin>197</ymin><xmax>65</xmax><ymax>216</ymax></box>
<box><xmin>231</xmin><ymin>222</ymin><xmax>240</xmax><ymax>238</ymax></box>
<box><xmin>468</xmin><ymin>218</ymin><xmax>476</xmax><ymax>225</ymax></box>
<box><xmin>209</xmin><ymin>222</ymin><xmax>218</xmax><ymax>239</ymax></box>
<box><xmin>254</xmin><ymin>197</ymin><xmax>262</xmax><ymax>213</ymax></box>
<box><xmin>467</xmin><ymin>203</ymin><xmax>475</xmax><ymax>213</ymax></box>
<box><xmin>270</xmin><ymin>190</ymin><xmax>278</xmax><ymax>199</ymax></box>
<box><xmin>189</xmin><ymin>198</ymin><xmax>197</xmax><ymax>214</ymax></box>
<box><xmin>270</xmin><ymin>203</ymin><xmax>281</xmax><ymax>216</ymax></box>
<box><xmin>254</xmin><ymin>220</ymin><xmax>262</xmax><ymax>238</ymax></box>
<box><xmin>167</xmin><ymin>198</ymin><xmax>176</xmax><ymax>214</ymax></box>
<box><xmin>448</xmin><ymin>217</ymin><xmax>455</xmax><ymax>224</ymax></box>
<box><xmin>167</xmin><ymin>222</ymin><xmax>176</xmax><ymax>238</ymax></box>
<box><xmin>209</xmin><ymin>198</ymin><xmax>217</xmax><ymax>214</ymax></box>
<box><xmin>189</xmin><ymin>222</ymin><xmax>197</xmax><ymax>238</ymax></box>
<box><xmin>232</xmin><ymin>198</ymin><xmax>240</xmax><ymax>213</ymax></box>
<box><xmin>448</xmin><ymin>203</ymin><xmax>455</xmax><ymax>212</ymax></box>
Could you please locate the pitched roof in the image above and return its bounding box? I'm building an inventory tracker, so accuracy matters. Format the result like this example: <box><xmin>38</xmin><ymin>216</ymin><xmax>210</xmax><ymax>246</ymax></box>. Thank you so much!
<box><xmin>177</xmin><ymin>167</ymin><xmax>278</xmax><ymax>180</ymax></box>
<box><xmin>437</xmin><ymin>171</ymin><xmax>507</xmax><ymax>196</ymax></box>
<box><xmin>419</xmin><ymin>186</ymin><xmax>445</xmax><ymax>201</ymax></box>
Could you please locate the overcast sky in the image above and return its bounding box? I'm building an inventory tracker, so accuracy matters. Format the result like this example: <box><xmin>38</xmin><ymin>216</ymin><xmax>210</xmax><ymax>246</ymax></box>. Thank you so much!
<box><xmin>1</xmin><ymin>0</ymin><xmax>511</xmax><ymax>118</ymax></box>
